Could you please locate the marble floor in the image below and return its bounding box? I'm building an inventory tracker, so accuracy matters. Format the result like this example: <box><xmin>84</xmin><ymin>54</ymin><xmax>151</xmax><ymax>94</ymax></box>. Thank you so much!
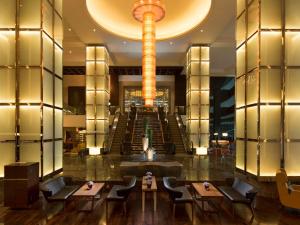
<box><xmin>63</xmin><ymin>153</ymin><xmax>235</xmax><ymax>182</ymax></box>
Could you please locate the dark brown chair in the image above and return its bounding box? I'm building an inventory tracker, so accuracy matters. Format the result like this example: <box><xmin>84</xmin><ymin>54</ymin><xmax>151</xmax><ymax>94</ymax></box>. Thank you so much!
<box><xmin>106</xmin><ymin>176</ymin><xmax>137</xmax><ymax>222</ymax></box>
<box><xmin>218</xmin><ymin>177</ymin><xmax>258</xmax><ymax>222</ymax></box>
<box><xmin>163</xmin><ymin>177</ymin><xmax>194</xmax><ymax>222</ymax></box>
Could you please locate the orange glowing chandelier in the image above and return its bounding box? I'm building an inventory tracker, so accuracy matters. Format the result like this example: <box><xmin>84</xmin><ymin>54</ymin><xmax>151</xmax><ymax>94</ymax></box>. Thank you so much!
<box><xmin>133</xmin><ymin>0</ymin><xmax>165</xmax><ymax>106</ymax></box>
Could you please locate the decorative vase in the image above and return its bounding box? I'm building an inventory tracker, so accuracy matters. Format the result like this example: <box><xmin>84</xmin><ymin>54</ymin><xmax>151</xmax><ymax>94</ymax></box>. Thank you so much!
<box><xmin>146</xmin><ymin>171</ymin><xmax>152</xmax><ymax>176</ymax></box>
<box><xmin>146</xmin><ymin>179</ymin><xmax>152</xmax><ymax>188</ymax></box>
<box><xmin>142</xmin><ymin>137</ymin><xmax>149</xmax><ymax>152</ymax></box>
<box><xmin>87</xmin><ymin>181</ymin><xmax>94</xmax><ymax>190</ymax></box>
<box><xmin>203</xmin><ymin>182</ymin><xmax>210</xmax><ymax>190</ymax></box>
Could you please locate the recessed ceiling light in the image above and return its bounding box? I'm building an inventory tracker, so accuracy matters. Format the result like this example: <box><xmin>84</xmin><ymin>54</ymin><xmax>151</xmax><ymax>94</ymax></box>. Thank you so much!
<box><xmin>93</xmin><ymin>28</ymin><xmax>96</xmax><ymax>32</ymax></box>
<box><xmin>169</xmin><ymin>41</ymin><xmax>174</xmax><ymax>45</ymax></box>
<box><xmin>200</xmin><ymin>29</ymin><xmax>204</xmax><ymax>32</ymax></box>
<box><xmin>68</xmin><ymin>28</ymin><xmax>72</xmax><ymax>31</ymax></box>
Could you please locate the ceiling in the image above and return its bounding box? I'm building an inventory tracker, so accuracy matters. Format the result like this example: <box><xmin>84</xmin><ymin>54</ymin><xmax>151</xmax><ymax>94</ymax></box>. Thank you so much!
<box><xmin>63</xmin><ymin>0</ymin><xmax>236</xmax><ymax>76</ymax></box>
<box><xmin>86</xmin><ymin>0</ymin><xmax>212</xmax><ymax>40</ymax></box>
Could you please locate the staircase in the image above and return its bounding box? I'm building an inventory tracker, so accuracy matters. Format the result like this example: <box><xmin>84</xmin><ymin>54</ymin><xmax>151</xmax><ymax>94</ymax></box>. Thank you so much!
<box><xmin>167</xmin><ymin>115</ymin><xmax>186</xmax><ymax>153</ymax></box>
<box><xmin>131</xmin><ymin>112</ymin><xmax>165</xmax><ymax>153</ymax></box>
<box><xmin>110</xmin><ymin>114</ymin><xmax>128</xmax><ymax>154</ymax></box>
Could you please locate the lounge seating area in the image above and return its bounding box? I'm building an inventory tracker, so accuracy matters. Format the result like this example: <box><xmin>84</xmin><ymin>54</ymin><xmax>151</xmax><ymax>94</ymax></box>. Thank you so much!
<box><xmin>1</xmin><ymin>0</ymin><xmax>300</xmax><ymax>224</ymax></box>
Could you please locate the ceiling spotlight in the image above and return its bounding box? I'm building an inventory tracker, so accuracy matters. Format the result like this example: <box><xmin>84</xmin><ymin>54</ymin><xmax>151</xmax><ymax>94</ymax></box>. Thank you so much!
<box><xmin>68</xmin><ymin>28</ymin><xmax>72</xmax><ymax>31</ymax></box>
<box><xmin>200</xmin><ymin>29</ymin><xmax>204</xmax><ymax>32</ymax></box>
<box><xmin>169</xmin><ymin>41</ymin><xmax>174</xmax><ymax>45</ymax></box>
<box><xmin>93</xmin><ymin>28</ymin><xmax>96</xmax><ymax>32</ymax></box>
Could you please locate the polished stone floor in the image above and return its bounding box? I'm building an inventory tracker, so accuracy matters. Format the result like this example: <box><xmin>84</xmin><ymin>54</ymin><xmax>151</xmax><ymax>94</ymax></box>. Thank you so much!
<box><xmin>63</xmin><ymin>153</ymin><xmax>235</xmax><ymax>182</ymax></box>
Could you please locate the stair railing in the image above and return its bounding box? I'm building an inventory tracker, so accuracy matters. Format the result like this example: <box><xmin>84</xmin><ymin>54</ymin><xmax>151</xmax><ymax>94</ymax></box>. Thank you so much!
<box><xmin>108</xmin><ymin>106</ymin><xmax>121</xmax><ymax>152</ymax></box>
<box><xmin>174</xmin><ymin>112</ymin><xmax>192</xmax><ymax>153</ymax></box>
<box><xmin>157</xmin><ymin>111</ymin><xmax>165</xmax><ymax>144</ymax></box>
<box><xmin>130</xmin><ymin>110</ymin><xmax>137</xmax><ymax>144</ymax></box>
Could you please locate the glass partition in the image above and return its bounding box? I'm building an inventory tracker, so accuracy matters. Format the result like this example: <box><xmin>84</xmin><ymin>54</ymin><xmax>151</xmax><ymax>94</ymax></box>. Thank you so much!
<box><xmin>0</xmin><ymin>0</ymin><xmax>63</xmax><ymax>178</ymax></box>
<box><xmin>235</xmin><ymin>0</ymin><xmax>300</xmax><ymax>177</ymax></box>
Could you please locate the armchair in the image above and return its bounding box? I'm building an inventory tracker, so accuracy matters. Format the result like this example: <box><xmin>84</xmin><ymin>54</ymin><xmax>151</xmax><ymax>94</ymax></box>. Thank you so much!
<box><xmin>106</xmin><ymin>176</ymin><xmax>137</xmax><ymax>221</ymax></box>
<box><xmin>163</xmin><ymin>177</ymin><xmax>193</xmax><ymax>222</ymax></box>
<box><xmin>276</xmin><ymin>169</ymin><xmax>300</xmax><ymax>210</ymax></box>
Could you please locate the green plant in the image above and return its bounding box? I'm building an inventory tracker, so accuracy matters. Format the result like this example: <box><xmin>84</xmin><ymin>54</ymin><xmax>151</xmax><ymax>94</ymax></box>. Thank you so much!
<box><xmin>147</xmin><ymin>128</ymin><xmax>153</xmax><ymax>148</ymax></box>
<box><xmin>143</xmin><ymin>117</ymin><xmax>149</xmax><ymax>136</ymax></box>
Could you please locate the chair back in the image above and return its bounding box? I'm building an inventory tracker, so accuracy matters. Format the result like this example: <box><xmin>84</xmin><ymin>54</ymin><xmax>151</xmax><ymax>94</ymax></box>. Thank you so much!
<box><xmin>232</xmin><ymin>178</ymin><xmax>258</xmax><ymax>202</ymax></box>
<box><xmin>276</xmin><ymin>169</ymin><xmax>290</xmax><ymax>205</ymax></box>
<box><xmin>116</xmin><ymin>176</ymin><xmax>137</xmax><ymax>199</ymax></box>
<box><xmin>163</xmin><ymin>177</ymin><xmax>183</xmax><ymax>200</ymax></box>
<box><xmin>40</xmin><ymin>176</ymin><xmax>66</xmax><ymax>200</ymax></box>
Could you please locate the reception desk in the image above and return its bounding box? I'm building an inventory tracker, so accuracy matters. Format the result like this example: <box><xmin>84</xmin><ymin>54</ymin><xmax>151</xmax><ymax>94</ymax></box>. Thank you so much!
<box><xmin>120</xmin><ymin>161</ymin><xmax>183</xmax><ymax>178</ymax></box>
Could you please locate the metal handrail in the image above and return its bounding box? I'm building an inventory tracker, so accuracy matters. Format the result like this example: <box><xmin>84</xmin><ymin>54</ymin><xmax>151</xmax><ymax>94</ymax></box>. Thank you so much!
<box><xmin>157</xmin><ymin>111</ymin><xmax>165</xmax><ymax>144</ymax></box>
<box><xmin>174</xmin><ymin>112</ymin><xmax>192</xmax><ymax>153</ymax></box>
<box><xmin>130</xmin><ymin>110</ymin><xmax>137</xmax><ymax>144</ymax></box>
<box><xmin>108</xmin><ymin>106</ymin><xmax>121</xmax><ymax>152</ymax></box>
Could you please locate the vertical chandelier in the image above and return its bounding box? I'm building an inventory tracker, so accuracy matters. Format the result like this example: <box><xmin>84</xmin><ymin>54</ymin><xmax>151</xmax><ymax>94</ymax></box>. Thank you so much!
<box><xmin>133</xmin><ymin>0</ymin><xmax>165</xmax><ymax>106</ymax></box>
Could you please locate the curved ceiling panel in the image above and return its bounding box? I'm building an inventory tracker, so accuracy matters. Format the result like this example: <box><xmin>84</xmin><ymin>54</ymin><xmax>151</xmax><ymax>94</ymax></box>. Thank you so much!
<box><xmin>86</xmin><ymin>0</ymin><xmax>212</xmax><ymax>40</ymax></box>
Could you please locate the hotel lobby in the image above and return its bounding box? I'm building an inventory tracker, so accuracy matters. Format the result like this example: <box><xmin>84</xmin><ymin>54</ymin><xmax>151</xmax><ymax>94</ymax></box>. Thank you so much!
<box><xmin>0</xmin><ymin>0</ymin><xmax>300</xmax><ymax>224</ymax></box>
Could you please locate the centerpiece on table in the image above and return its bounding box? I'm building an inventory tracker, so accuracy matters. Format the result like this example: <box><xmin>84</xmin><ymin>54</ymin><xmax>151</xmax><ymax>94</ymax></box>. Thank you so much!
<box><xmin>145</xmin><ymin>172</ymin><xmax>153</xmax><ymax>188</ymax></box>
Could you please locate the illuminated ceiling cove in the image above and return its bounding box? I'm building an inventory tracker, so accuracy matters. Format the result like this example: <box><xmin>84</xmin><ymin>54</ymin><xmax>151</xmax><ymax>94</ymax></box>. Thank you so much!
<box><xmin>86</xmin><ymin>0</ymin><xmax>212</xmax><ymax>40</ymax></box>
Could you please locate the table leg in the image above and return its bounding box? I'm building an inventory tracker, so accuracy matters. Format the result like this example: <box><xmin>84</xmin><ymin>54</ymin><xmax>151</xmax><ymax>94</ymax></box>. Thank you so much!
<box><xmin>154</xmin><ymin>191</ymin><xmax>157</xmax><ymax>212</ymax></box>
<box><xmin>91</xmin><ymin>197</ymin><xmax>95</xmax><ymax>211</ymax></box>
<box><xmin>142</xmin><ymin>191</ymin><xmax>145</xmax><ymax>212</ymax></box>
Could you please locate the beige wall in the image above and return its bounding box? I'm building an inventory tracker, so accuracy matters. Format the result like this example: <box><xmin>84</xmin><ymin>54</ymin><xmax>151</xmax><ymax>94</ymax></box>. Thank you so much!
<box><xmin>63</xmin><ymin>75</ymin><xmax>85</xmax><ymax>105</ymax></box>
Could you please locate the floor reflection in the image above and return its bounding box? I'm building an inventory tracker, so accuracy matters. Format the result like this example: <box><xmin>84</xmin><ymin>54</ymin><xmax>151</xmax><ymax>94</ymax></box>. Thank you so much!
<box><xmin>63</xmin><ymin>153</ymin><xmax>234</xmax><ymax>182</ymax></box>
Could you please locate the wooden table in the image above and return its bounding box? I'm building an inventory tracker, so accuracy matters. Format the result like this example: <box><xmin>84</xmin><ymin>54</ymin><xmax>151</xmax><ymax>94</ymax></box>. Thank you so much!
<box><xmin>142</xmin><ymin>176</ymin><xmax>157</xmax><ymax>212</ymax></box>
<box><xmin>192</xmin><ymin>183</ymin><xmax>224</xmax><ymax>214</ymax></box>
<box><xmin>73</xmin><ymin>182</ymin><xmax>105</xmax><ymax>212</ymax></box>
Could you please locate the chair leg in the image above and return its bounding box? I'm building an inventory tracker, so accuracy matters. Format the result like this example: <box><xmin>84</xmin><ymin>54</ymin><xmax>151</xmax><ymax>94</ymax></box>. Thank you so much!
<box><xmin>123</xmin><ymin>201</ymin><xmax>127</xmax><ymax>215</ymax></box>
<box><xmin>173</xmin><ymin>203</ymin><xmax>176</xmax><ymax>215</ymax></box>
<box><xmin>191</xmin><ymin>202</ymin><xmax>194</xmax><ymax>225</ymax></box>
<box><xmin>106</xmin><ymin>200</ymin><xmax>109</xmax><ymax>223</ymax></box>
<box><xmin>249</xmin><ymin>204</ymin><xmax>255</xmax><ymax>224</ymax></box>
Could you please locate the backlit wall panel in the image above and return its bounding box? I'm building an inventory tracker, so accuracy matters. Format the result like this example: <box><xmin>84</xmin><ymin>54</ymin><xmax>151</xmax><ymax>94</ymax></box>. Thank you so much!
<box><xmin>235</xmin><ymin>0</ymin><xmax>300</xmax><ymax>177</ymax></box>
<box><xmin>0</xmin><ymin>0</ymin><xmax>63</xmax><ymax>177</ymax></box>
<box><xmin>86</xmin><ymin>46</ymin><xmax>110</xmax><ymax>150</ymax></box>
<box><xmin>186</xmin><ymin>46</ymin><xmax>210</xmax><ymax>149</ymax></box>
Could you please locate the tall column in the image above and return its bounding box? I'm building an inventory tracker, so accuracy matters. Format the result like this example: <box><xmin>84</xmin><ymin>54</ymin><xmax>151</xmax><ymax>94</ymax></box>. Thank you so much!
<box><xmin>86</xmin><ymin>46</ymin><xmax>110</xmax><ymax>151</ymax></box>
<box><xmin>186</xmin><ymin>45</ymin><xmax>210</xmax><ymax>150</ymax></box>
<box><xmin>0</xmin><ymin>0</ymin><xmax>63</xmax><ymax>177</ymax></box>
<box><xmin>236</xmin><ymin>0</ymin><xmax>300</xmax><ymax>177</ymax></box>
